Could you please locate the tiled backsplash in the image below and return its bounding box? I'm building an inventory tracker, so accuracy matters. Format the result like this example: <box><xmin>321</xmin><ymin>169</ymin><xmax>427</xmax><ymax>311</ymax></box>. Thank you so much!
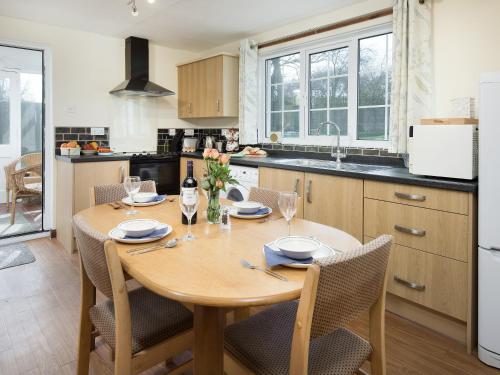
<box><xmin>259</xmin><ymin>143</ymin><xmax>401</xmax><ymax>158</ymax></box>
<box><xmin>55</xmin><ymin>127</ymin><xmax>109</xmax><ymax>149</ymax></box>
<box><xmin>157</xmin><ymin>128</ymin><xmax>226</xmax><ymax>152</ymax></box>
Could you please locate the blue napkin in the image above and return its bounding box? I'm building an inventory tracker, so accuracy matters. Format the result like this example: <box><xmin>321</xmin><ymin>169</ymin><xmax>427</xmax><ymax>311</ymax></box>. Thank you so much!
<box><xmin>238</xmin><ymin>207</ymin><xmax>270</xmax><ymax>216</ymax></box>
<box><xmin>153</xmin><ymin>194</ymin><xmax>167</xmax><ymax>202</ymax></box>
<box><xmin>264</xmin><ymin>244</ymin><xmax>313</xmax><ymax>268</ymax></box>
<box><xmin>121</xmin><ymin>226</ymin><xmax>169</xmax><ymax>240</ymax></box>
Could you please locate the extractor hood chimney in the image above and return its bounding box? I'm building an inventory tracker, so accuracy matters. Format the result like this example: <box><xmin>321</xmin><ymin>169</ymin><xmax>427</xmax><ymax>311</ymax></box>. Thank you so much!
<box><xmin>110</xmin><ymin>36</ymin><xmax>175</xmax><ymax>97</ymax></box>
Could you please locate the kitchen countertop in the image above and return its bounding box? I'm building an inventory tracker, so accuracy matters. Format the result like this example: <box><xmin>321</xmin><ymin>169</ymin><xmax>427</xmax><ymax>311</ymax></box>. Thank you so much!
<box><xmin>181</xmin><ymin>152</ymin><xmax>478</xmax><ymax>193</ymax></box>
<box><xmin>55</xmin><ymin>153</ymin><xmax>133</xmax><ymax>163</ymax></box>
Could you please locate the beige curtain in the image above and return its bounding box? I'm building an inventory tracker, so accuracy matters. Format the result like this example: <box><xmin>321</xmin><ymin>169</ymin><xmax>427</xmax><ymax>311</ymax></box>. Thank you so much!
<box><xmin>390</xmin><ymin>0</ymin><xmax>433</xmax><ymax>153</ymax></box>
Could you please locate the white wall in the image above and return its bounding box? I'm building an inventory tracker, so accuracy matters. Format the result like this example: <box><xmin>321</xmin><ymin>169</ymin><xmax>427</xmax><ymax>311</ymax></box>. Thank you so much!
<box><xmin>0</xmin><ymin>15</ymin><xmax>202</xmax><ymax>152</ymax></box>
<box><xmin>202</xmin><ymin>0</ymin><xmax>500</xmax><ymax>118</ymax></box>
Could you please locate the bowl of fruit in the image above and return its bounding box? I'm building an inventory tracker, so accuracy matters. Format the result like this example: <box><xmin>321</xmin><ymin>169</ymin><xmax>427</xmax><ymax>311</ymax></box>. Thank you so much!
<box><xmin>98</xmin><ymin>147</ymin><xmax>113</xmax><ymax>156</ymax></box>
<box><xmin>81</xmin><ymin>142</ymin><xmax>99</xmax><ymax>155</ymax></box>
<box><xmin>60</xmin><ymin>141</ymin><xmax>80</xmax><ymax>155</ymax></box>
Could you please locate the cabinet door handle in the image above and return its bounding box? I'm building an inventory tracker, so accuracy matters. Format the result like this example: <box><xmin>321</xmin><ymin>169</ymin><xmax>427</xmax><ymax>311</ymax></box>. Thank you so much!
<box><xmin>394</xmin><ymin>192</ymin><xmax>426</xmax><ymax>202</ymax></box>
<box><xmin>294</xmin><ymin>178</ymin><xmax>300</xmax><ymax>195</ymax></box>
<box><xmin>394</xmin><ymin>224</ymin><xmax>426</xmax><ymax>237</ymax></box>
<box><xmin>394</xmin><ymin>276</ymin><xmax>426</xmax><ymax>291</ymax></box>
<box><xmin>216</xmin><ymin>99</ymin><xmax>220</xmax><ymax>112</ymax></box>
<box><xmin>119</xmin><ymin>166</ymin><xmax>125</xmax><ymax>183</ymax></box>
<box><xmin>188</xmin><ymin>103</ymin><xmax>192</xmax><ymax>114</ymax></box>
<box><xmin>306</xmin><ymin>180</ymin><xmax>312</xmax><ymax>203</ymax></box>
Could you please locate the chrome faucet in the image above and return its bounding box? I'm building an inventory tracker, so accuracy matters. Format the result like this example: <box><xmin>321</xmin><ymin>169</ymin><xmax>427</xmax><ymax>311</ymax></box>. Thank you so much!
<box><xmin>317</xmin><ymin>121</ymin><xmax>346</xmax><ymax>168</ymax></box>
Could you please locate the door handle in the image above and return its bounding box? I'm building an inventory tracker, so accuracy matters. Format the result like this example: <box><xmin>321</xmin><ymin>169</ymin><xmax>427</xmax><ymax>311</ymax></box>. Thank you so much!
<box><xmin>306</xmin><ymin>180</ymin><xmax>312</xmax><ymax>203</ymax></box>
<box><xmin>188</xmin><ymin>103</ymin><xmax>192</xmax><ymax>114</ymax></box>
<box><xmin>216</xmin><ymin>99</ymin><xmax>220</xmax><ymax>112</ymax></box>
<box><xmin>394</xmin><ymin>224</ymin><xmax>426</xmax><ymax>237</ymax></box>
<box><xmin>119</xmin><ymin>166</ymin><xmax>125</xmax><ymax>183</ymax></box>
<box><xmin>394</xmin><ymin>192</ymin><xmax>426</xmax><ymax>202</ymax></box>
<box><xmin>394</xmin><ymin>276</ymin><xmax>426</xmax><ymax>291</ymax></box>
<box><xmin>294</xmin><ymin>178</ymin><xmax>300</xmax><ymax>195</ymax></box>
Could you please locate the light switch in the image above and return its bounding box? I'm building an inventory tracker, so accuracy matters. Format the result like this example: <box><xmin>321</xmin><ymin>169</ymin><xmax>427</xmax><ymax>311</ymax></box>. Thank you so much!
<box><xmin>184</xmin><ymin>129</ymin><xmax>195</xmax><ymax>136</ymax></box>
<box><xmin>91</xmin><ymin>127</ymin><xmax>105</xmax><ymax>135</ymax></box>
<box><xmin>169</xmin><ymin>129</ymin><xmax>177</xmax><ymax>136</ymax></box>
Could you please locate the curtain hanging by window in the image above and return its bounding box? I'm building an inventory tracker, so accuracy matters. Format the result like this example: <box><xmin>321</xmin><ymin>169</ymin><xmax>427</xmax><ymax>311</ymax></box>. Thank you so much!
<box><xmin>238</xmin><ymin>39</ymin><xmax>258</xmax><ymax>145</ymax></box>
<box><xmin>390</xmin><ymin>0</ymin><xmax>433</xmax><ymax>153</ymax></box>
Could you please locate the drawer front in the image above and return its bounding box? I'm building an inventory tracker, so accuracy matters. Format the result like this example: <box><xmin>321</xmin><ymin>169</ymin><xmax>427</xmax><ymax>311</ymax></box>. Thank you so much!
<box><xmin>364</xmin><ymin>180</ymin><xmax>469</xmax><ymax>215</ymax></box>
<box><xmin>366</xmin><ymin>236</ymin><xmax>467</xmax><ymax>321</ymax></box>
<box><xmin>364</xmin><ymin>199</ymin><xmax>468</xmax><ymax>261</ymax></box>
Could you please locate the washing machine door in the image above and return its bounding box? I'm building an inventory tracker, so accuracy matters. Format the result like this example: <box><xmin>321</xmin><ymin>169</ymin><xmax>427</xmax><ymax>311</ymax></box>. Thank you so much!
<box><xmin>223</xmin><ymin>184</ymin><xmax>248</xmax><ymax>201</ymax></box>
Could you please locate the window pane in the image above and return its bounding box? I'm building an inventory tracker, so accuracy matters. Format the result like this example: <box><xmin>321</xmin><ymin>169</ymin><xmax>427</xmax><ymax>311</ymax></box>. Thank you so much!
<box><xmin>329</xmin><ymin>76</ymin><xmax>348</xmax><ymax>108</ymax></box>
<box><xmin>268</xmin><ymin>53</ymin><xmax>300</xmax><ymax>84</ymax></box>
<box><xmin>310</xmin><ymin>52</ymin><xmax>328</xmax><ymax>79</ymax></box>
<box><xmin>358</xmin><ymin>34</ymin><xmax>388</xmax><ymax>106</ymax></box>
<box><xmin>284</xmin><ymin>112</ymin><xmax>300</xmax><ymax>138</ymax></box>
<box><xmin>270</xmin><ymin>85</ymin><xmax>282</xmax><ymax>111</ymax></box>
<box><xmin>357</xmin><ymin>107</ymin><xmax>386</xmax><ymax>140</ymax></box>
<box><xmin>21</xmin><ymin>73</ymin><xmax>43</xmax><ymax>154</ymax></box>
<box><xmin>271</xmin><ymin>112</ymin><xmax>282</xmax><ymax>132</ymax></box>
<box><xmin>310</xmin><ymin>79</ymin><xmax>327</xmax><ymax>109</ymax></box>
<box><xmin>330</xmin><ymin>109</ymin><xmax>348</xmax><ymax>135</ymax></box>
<box><xmin>309</xmin><ymin>110</ymin><xmax>327</xmax><ymax>135</ymax></box>
<box><xmin>0</xmin><ymin>78</ymin><xmax>10</xmax><ymax>145</ymax></box>
<box><xmin>284</xmin><ymin>82</ymin><xmax>300</xmax><ymax>110</ymax></box>
<box><xmin>330</xmin><ymin>48</ymin><xmax>348</xmax><ymax>76</ymax></box>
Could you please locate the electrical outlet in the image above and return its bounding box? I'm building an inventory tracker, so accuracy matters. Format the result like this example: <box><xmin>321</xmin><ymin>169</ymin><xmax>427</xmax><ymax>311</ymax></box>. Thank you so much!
<box><xmin>169</xmin><ymin>129</ymin><xmax>177</xmax><ymax>136</ymax></box>
<box><xmin>66</xmin><ymin>105</ymin><xmax>77</xmax><ymax>114</ymax></box>
<box><xmin>184</xmin><ymin>129</ymin><xmax>195</xmax><ymax>136</ymax></box>
<box><xmin>90</xmin><ymin>127</ymin><xmax>105</xmax><ymax>136</ymax></box>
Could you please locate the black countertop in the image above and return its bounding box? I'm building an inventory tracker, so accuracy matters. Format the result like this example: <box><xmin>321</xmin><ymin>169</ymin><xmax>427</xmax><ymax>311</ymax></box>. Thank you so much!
<box><xmin>55</xmin><ymin>153</ymin><xmax>133</xmax><ymax>163</ymax></box>
<box><xmin>181</xmin><ymin>152</ymin><xmax>478</xmax><ymax>193</ymax></box>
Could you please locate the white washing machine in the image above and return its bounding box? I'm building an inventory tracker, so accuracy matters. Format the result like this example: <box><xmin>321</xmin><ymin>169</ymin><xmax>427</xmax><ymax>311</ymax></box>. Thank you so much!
<box><xmin>220</xmin><ymin>165</ymin><xmax>258</xmax><ymax>201</ymax></box>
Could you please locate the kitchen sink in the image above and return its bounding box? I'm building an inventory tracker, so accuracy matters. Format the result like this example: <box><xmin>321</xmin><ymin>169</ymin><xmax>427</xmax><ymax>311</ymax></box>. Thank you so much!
<box><xmin>271</xmin><ymin>158</ymin><xmax>393</xmax><ymax>172</ymax></box>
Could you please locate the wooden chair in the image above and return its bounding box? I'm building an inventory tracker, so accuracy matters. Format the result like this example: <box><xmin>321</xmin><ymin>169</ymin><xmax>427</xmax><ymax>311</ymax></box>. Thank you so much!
<box><xmin>224</xmin><ymin>235</ymin><xmax>393</xmax><ymax>375</ymax></box>
<box><xmin>89</xmin><ymin>180</ymin><xmax>157</xmax><ymax>207</ymax></box>
<box><xmin>248</xmin><ymin>187</ymin><xmax>281</xmax><ymax>215</ymax></box>
<box><xmin>73</xmin><ymin>214</ymin><xmax>193</xmax><ymax>375</ymax></box>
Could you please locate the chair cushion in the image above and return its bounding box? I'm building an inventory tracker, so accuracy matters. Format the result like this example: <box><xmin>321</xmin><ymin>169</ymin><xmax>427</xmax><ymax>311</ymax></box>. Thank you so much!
<box><xmin>89</xmin><ymin>287</ymin><xmax>193</xmax><ymax>354</ymax></box>
<box><xmin>225</xmin><ymin>301</ymin><xmax>372</xmax><ymax>375</ymax></box>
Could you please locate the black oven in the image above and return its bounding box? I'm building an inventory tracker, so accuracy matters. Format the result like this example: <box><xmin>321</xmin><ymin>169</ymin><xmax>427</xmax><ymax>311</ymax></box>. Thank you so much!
<box><xmin>129</xmin><ymin>154</ymin><xmax>180</xmax><ymax>195</ymax></box>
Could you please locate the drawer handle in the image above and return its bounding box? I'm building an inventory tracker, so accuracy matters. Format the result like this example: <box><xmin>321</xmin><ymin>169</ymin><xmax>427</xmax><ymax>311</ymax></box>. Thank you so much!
<box><xmin>294</xmin><ymin>178</ymin><xmax>300</xmax><ymax>195</ymax></box>
<box><xmin>306</xmin><ymin>180</ymin><xmax>312</xmax><ymax>203</ymax></box>
<box><xmin>394</xmin><ymin>224</ymin><xmax>426</xmax><ymax>237</ymax></box>
<box><xmin>119</xmin><ymin>166</ymin><xmax>125</xmax><ymax>183</ymax></box>
<box><xmin>394</xmin><ymin>276</ymin><xmax>426</xmax><ymax>291</ymax></box>
<box><xmin>394</xmin><ymin>192</ymin><xmax>426</xmax><ymax>202</ymax></box>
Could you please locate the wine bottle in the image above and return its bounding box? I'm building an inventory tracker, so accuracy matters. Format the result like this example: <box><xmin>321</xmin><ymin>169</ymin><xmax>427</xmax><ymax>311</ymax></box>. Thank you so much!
<box><xmin>181</xmin><ymin>160</ymin><xmax>197</xmax><ymax>224</ymax></box>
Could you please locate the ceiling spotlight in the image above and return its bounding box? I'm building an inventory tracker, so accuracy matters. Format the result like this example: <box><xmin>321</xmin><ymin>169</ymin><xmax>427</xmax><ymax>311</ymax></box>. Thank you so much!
<box><xmin>147</xmin><ymin>0</ymin><xmax>156</xmax><ymax>3</ymax></box>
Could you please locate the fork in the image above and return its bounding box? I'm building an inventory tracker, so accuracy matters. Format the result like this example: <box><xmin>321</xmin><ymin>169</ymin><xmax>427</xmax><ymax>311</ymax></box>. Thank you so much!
<box><xmin>240</xmin><ymin>259</ymin><xmax>288</xmax><ymax>281</ymax></box>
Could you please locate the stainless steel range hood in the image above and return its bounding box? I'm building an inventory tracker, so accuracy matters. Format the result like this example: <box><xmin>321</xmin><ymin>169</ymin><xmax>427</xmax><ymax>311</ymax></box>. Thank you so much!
<box><xmin>110</xmin><ymin>36</ymin><xmax>175</xmax><ymax>97</ymax></box>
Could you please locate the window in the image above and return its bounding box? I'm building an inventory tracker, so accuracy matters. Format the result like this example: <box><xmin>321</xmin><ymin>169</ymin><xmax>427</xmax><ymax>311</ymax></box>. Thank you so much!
<box><xmin>261</xmin><ymin>25</ymin><xmax>393</xmax><ymax>146</ymax></box>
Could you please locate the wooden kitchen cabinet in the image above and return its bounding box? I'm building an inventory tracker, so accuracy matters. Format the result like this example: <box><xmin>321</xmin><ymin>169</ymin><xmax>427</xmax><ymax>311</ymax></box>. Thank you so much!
<box><xmin>56</xmin><ymin>159</ymin><xmax>129</xmax><ymax>253</ymax></box>
<box><xmin>180</xmin><ymin>157</ymin><xmax>206</xmax><ymax>183</ymax></box>
<box><xmin>259</xmin><ymin>167</ymin><xmax>305</xmax><ymax>218</ymax></box>
<box><xmin>304</xmin><ymin>173</ymin><xmax>363</xmax><ymax>241</ymax></box>
<box><xmin>177</xmin><ymin>54</ymin><xmax>239</xmax><ymax>118</ymax></box>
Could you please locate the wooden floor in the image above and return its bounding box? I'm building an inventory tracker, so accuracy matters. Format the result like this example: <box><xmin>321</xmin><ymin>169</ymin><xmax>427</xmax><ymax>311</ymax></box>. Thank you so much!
<box><xmin>0</xmin><ymin>237</ymin><xmax>497</xmax><ymax>375</ymax></box>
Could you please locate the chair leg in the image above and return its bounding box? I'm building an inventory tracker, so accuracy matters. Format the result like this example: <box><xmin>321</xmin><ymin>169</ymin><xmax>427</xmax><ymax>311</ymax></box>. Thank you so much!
<box><xmin>78</xmin><ymin>260</ymin><xmax>96</xmax><ymax>375</ymax></box>
<box><xmin>10</xmin><ymin>192</ymin><xmax>16</xmax><ymax>225</ymax></box>
<box><xmin>5</xmin><ymin>189</ymin><xmax>10</xmax><ymax>213</ymax></box>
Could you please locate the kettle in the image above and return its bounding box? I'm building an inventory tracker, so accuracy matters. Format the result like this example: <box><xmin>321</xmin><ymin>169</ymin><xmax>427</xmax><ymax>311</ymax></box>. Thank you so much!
<box><xmin>204</xmin><ymin>135</ymin><xmax>216</xmax><ymax>149</ymax></box>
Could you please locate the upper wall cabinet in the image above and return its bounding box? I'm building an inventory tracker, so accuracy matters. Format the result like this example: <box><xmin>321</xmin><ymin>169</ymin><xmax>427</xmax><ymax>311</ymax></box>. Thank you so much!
<box><xmin>177</xmin><ymin>54</ymin><xmax>239</xmax><ymax>119</ymax></box>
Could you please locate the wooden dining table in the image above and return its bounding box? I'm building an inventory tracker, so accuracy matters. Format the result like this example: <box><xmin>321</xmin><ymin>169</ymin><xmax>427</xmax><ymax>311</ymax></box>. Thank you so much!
<box><xmin>78</xmin><ymin>196</ymin><xmax>361</xmax><ymax>375</ymax></box>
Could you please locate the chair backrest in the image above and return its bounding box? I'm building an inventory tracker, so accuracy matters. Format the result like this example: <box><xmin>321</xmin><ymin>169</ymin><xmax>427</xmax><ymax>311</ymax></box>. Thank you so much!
<box><xmin>310</xmin><ymin>235</ymin><xmax>392</xmax><ymax>338</ymax></box>
<box><xmin>3</xmin><ymin>158</ymin><xmax>19</xmax><ymax>190</ymax></box>
<box><xmin>73</xmin><ymin>213</ymin><xmax>114</xmax><ymax>299</ymax></box>
<box><xmin>92</xmin><ymin>180</ymin><xmax>157</xmax><ymax>206</ymax></box>
<box><xmin>248</xmin><ymin>187</ymin><xmax>281</xmax><ymax>214</ymax></box>
<box><xmin>20</xmin><ymin>152</ymin><xmax>42</xmax><ymax>168</ymax></box>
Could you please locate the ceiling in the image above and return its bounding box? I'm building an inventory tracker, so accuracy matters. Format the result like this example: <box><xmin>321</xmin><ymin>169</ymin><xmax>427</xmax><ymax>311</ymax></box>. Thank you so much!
<box><xmin>0</xmin><ymin>0</ymin><xmax>364</xmax><ymax>51</ymax></box>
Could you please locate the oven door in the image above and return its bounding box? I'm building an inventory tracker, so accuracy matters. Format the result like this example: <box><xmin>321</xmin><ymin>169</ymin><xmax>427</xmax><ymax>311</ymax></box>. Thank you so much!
<box><xmin>130</xmin><ymin>159</ymin><xmax>180</xmax><ymax>195</ymax></box>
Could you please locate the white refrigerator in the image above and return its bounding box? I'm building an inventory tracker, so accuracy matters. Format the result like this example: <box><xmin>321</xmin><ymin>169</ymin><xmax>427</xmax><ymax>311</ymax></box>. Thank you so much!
<box><xmin>478</xmin><ymin>73</ymin><xmax>500</xmax><ymax>368</ymax></box>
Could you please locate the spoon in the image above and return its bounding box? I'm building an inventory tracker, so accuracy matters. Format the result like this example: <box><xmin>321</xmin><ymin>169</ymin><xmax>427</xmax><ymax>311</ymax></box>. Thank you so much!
<box><xmin>131</xmin><ymin>238</ymin><xmax>178</xmax><ymax>255</ymax></box>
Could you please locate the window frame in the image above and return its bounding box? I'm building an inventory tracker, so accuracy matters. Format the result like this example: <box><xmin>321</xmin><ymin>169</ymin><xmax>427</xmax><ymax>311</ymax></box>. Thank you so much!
<box><xmin>258</xmin><ymin>22</ymin><xmax>392</xmax><ymax>148</ymax></box>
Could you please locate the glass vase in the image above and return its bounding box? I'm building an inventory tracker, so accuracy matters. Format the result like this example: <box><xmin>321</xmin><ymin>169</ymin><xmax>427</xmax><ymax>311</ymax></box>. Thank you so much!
<box><xmin>207</xmin><ymin>189</ymin><xmax>221</xmax><ymax>224</ymax></box>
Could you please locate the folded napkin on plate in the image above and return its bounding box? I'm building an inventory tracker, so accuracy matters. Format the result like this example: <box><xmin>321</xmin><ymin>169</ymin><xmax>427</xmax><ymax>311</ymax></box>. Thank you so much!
<box><xmin>264</xmin><ymin>244</ymin><xmax>313</xmax><ymax>268</ymax></box>
<box><xmin>238</xmin><ymin>207</ymin><xmax>270</xmax><ymax>216</ymax></box>
<box><xmin>120</xmin><ymin>226</ymin><xmax>169</xmax><ymax>240</ymax></box>
<box><xmin>153</xmin><ymin>194</ymin><xmax>167</xmax><ymax>202</ymax></box>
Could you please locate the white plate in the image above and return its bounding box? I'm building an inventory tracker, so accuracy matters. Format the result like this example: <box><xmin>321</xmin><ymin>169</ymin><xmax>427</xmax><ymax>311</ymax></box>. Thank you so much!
<box><xmin>133</xmin><ymin>192</ymin><xmax>158</xmax><ymax>203</ymax></box>
<box><xmin>122</xmin><ymin>195</ymin><xmax>167</xmax><ymax>207</ymax></box>
<box><xmin>229</xmin><ymin>206</ymin><xmax>272</xmax><ymax>219</ymax></box>
<box><xmin>232</xmin><ymin>201</ymin><xmax>262</xmax><ymax>214</ymax></box>
<box><xmin>264</xmin><ymin>239</ymin><xmax>336</xmax><ymax>268</ymax></box>
<box><xmin>108</xmin><ymin>223</ymin><xmax>172</xmax><ymax>244</ymax></box>
<box><xmin>117</xmin><ymin>219</ymin><xmax>160</xmax><ymax>238</ymax></box>
<box><xmin>275</xmin><ymin>236</ymin><xmax>322</xmax><ymax>259</ymax></box>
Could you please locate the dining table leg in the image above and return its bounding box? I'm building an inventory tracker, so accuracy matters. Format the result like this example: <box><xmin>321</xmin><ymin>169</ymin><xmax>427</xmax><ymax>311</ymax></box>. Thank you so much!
<box><xmin>194</xmin><ymin>304</ymin><xmax>226</xmax><ymax>375</ymax></box>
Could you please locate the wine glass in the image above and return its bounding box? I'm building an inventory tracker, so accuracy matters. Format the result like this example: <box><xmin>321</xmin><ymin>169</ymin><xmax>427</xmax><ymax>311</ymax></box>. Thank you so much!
<box><xmin>179</xmin><ymin>188</ymin><xmax>200</xmax><ymax>241</ymax></box>
<box><xmin>278</xmin><ymin>191</ymin><xmax>298</xmax><ymax>237</ymax></box>
<box><xmin>123</xmin><ymin>176</ymin><xmax>141</xmax><ymax>215</ymax></box>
